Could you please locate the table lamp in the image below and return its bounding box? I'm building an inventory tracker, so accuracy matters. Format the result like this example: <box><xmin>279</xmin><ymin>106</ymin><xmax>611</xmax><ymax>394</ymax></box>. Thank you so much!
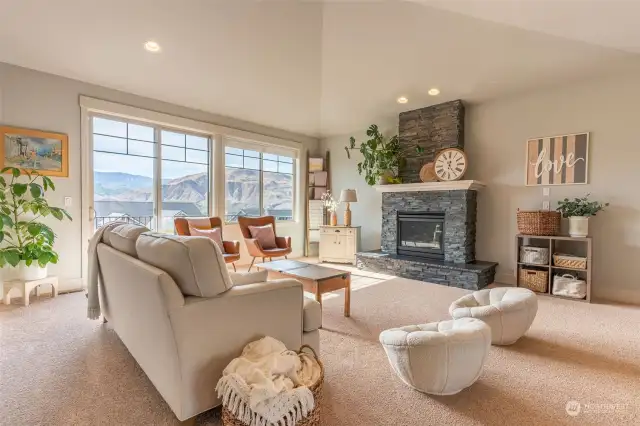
<box><xmin>340</xmin><ymin>189</ymin><xmax>358</xmax><ymax>226</ymax></box>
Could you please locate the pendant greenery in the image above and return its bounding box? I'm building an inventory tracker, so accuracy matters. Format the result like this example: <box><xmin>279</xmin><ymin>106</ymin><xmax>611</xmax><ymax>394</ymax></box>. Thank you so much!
<box><xmin>345</xmin><ymin>124</ymin><xmax>423</xmax><ymax>186</ymax></box>
<box><xmin>0</xmin><ymin>167</ymin><xmax>72</xmax><ymax>268</ymax></box>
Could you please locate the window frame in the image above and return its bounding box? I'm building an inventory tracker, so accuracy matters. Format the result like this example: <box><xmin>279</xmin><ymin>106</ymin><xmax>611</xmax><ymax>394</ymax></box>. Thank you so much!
<box><xmin>89</xmin><ymin>113</ymin><xmax>214</xmax><ymax>231</ymax></box>
<box><xmin>223</xmin><ymin>145</ymin><xmax>297</xmax><ymax>224</ymax></box>
<box><xmin>80</xmin><ymin>96</ymin><xmax>302</xmax><ymax>279</ymax></box>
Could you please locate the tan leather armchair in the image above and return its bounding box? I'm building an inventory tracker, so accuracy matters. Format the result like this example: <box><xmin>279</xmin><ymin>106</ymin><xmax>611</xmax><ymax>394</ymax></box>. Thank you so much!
<box><xmin>174</xmin><ymin>217</ymin><xmax>241</xmax><ymax>271</ymax></box>
<box><xmin>238</xmin><ymin>216</ymin><xmax>292</xmax><ymax>271</ymax></box>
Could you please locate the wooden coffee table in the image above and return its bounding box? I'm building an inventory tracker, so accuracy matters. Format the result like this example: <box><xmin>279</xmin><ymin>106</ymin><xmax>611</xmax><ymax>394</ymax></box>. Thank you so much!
<box><xmin>256</xmin><ymin>260</ymin><xmax>351</xmax><ymax>317</ymax></box>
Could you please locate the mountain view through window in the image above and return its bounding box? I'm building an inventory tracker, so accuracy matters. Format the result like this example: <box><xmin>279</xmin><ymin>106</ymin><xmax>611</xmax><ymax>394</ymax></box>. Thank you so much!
<box><xmin>225</xmin><ymin>147</ymin><xmax>294</xmax><ymax>222</ymax></box>
<box><xmin>93</xmin><ymin>117</ymin><xmax>210</xmax><ymax>233</ymax></box>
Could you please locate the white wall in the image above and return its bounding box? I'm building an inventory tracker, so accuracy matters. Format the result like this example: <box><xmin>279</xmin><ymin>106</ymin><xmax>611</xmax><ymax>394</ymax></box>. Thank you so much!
<box><xmin>0</xmin><ymin>62</ymin><xmax>319</xmax><ymax>291</ymax></box>
<box><xmin>321</xmin><ymin>73</ymin><xmax>640</xmax><ymax>304</ymax></box>
<box><xmin>322</xmin><ymin>119</ymin><xmax>396</xmax><ymax>252</ymax></box>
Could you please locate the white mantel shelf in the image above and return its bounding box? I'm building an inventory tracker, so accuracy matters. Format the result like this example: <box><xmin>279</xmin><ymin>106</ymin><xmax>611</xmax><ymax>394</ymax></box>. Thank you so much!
<box><xmin>373</xmin><ymin>180</ymin><xmax>486</xmax><ymax>192</ymax></box>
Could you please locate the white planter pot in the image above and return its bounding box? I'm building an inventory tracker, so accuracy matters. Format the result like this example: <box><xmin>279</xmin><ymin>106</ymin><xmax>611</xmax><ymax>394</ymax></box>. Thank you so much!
<box><xmin>568</xmin><ymin>216</ymin><xmax>589</xmax><ymax>237</ymax></box>
<box><xmin>18</xmin><ymin>261</ymin><xmax>48</xmax><ymax>281</ymax></box>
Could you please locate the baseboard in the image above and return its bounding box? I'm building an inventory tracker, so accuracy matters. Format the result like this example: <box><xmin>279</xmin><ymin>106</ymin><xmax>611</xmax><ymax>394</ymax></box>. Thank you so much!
<box><xmin>593</xmin><ymin>288</ymin><xmax>640</xmax><ymax>306</ymax></box>
<box><xmin>495</xmin><ymin>273</ymin><xmax>516</xmax><ymax>286</ymax></box>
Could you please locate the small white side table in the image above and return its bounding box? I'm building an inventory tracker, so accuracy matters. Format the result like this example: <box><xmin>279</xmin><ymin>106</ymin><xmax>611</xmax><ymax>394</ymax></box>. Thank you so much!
<box><xmin>2</xmin><ymin>276</ymin><xmax>59</xmax><ymax>306</ymax></box>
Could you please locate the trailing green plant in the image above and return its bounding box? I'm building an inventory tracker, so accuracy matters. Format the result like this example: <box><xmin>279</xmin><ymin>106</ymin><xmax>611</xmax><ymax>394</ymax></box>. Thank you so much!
<box><xmin>0</xmin><ymin>167</ymin><xmax>71</xmax><ymax>268</ymax></box>
<box><xmin>556</xmin><ymin>194</ymin><xmax>609</xmax><ymax>218</ymax></box>
<box><xmin>344</xmin><ymin>124</ymin><xmax>423</xmax><ymax>186</ymax></box>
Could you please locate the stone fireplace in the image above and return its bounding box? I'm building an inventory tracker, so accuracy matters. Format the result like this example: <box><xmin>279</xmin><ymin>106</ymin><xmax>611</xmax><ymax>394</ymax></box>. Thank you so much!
<box><xmin>396</xmin><ymin>211</ymin><xmax>445</xmax><ymax>260</ymax></box>
<box><xmin>385</xmin><ymin>191</ymin><xmax>474</xmax><ymax>263</ymax></box>
<box><xmin>355</xmin><ymin>100</ymin><xmax>497</xmax><ymax>290</ymax></box>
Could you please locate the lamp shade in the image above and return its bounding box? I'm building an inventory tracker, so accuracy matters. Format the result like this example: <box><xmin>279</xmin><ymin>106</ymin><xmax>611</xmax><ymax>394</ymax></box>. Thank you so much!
<box><xmin>340</xmin><ymin>189</ymin><xmax>358</xmax><ymax>203</ymax></box>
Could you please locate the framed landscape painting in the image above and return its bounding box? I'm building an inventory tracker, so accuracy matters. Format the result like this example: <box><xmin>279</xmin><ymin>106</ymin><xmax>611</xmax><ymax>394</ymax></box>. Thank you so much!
<box><xmin>525</xmin><ymin>132</ymin><xmax>589</xmax><ymax>186</ymax></box>
<box><xmin>0</xmin><ymin>126</ymin><xmax>69</xmax><ymax>177</ymax></box>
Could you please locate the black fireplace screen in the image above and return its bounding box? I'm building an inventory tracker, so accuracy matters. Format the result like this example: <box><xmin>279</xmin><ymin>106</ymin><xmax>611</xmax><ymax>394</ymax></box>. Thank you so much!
<box><xmin>397</xmin><ymin>212</ymin><xmax>445</xmax><ymax>260</ymax></box>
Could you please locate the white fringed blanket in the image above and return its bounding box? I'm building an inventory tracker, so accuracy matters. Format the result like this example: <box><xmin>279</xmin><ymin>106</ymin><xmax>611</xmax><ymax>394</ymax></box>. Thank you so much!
<box><xmin>216</xmin><ymin>337</ymin><xmax>321</xmax><ymax>426</ymax></box>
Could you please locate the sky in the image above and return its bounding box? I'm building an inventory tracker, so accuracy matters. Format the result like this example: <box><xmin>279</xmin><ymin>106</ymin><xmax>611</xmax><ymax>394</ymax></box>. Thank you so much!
<box><xmin>94</xmin><ymin>152</ymin><xmax>207</xmax><ymax>179</ymax></box>
<box><xmin>93</xmin><ymin>117</ymin><xmax>209</xmax><ymax>179</ymax></box>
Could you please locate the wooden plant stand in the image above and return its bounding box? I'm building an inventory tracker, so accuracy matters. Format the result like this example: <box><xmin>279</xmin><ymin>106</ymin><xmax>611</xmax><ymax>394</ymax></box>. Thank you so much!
<box><xmin>2</xmin><ymin>276</ymin><xmax>59</xmax><ymax>306</ymax></box>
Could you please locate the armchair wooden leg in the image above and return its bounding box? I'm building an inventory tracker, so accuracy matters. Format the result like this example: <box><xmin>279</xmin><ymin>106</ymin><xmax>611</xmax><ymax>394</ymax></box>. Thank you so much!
<box><xmin>232</xmin><ymin>263</ymin><xmax>236</xmax><ymax>272</ymax></box>
<box><xmin>285</xmin><ymin>255</ymin><xmax>288</xmax><ymax>259</ymax></box>
<box><xmin>248</xmin><ymin>257</ymin><xmax>256</xmax><ymax>272</ymax></box>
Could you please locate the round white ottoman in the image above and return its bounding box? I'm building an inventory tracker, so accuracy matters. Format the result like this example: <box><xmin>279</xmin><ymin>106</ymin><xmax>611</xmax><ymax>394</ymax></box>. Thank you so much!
<box><xmin>449</xmin><ymin>287</ymin><xmax>538</xmax><ymax>345</ymax></box>
<box><xmin>379</xmin><ymin>318</ymin><xmax>491</xmax><ymax>395</ymax></box>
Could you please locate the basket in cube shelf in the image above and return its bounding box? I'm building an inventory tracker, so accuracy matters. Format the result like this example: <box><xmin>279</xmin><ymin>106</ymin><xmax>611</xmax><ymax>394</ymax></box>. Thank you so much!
<box><xmin>516</xmin><ymin>210</ymin><xmax>561</xmax><ymax>236</ymax></box>
<box><xmin>553</xmin><ymin>253</ymin><xmax>587</xmax><ymax>270</ymax></box>
<box><xmin>519</xmin><ymin>246</ymin><xmax>549</xmax><ymax>265</ymax></box>
<box><xmin>519</xmin><ymin>268</ymin><xmax>549</xmax><ymax>293</ymax></box>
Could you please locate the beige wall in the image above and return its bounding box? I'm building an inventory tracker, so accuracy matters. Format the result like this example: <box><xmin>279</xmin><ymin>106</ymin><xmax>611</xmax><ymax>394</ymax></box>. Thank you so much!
<box><xmin>0</xmin><ymin>62</ymin><xmax>319</xmax><ymax>291</ymax></box>
<box><xmin>322</xmin><ymin>73</ymin><xmax>640</xmax><ymax>304</ymax></box>
<box><xmin>321</xmin><ymin>119</ymin><xmax>395</xmax><ymax>253</ymax></box>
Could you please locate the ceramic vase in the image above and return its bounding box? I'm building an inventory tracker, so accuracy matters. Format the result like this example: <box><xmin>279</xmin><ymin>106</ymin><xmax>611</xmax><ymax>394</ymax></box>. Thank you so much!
<box><xmin>568</xmin><ymin>216</ymin><xmax>589</xmax><ymax>237</ymax></box>
<box><xmin>330</xmin><ymin>211</ymin><xmax>338</xmax><ymax>226</ymax></box>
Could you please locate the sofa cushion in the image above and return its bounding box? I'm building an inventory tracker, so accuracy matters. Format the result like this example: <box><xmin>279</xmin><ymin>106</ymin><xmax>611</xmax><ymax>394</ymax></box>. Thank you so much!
<box><xmin>188</xmin><ymin>225</ymin><xmax>225</xmax><ymax>253</ymax></box>
<box><xmin>136</xmin><ymin>232</ymin><xmax>233</xmax><ymax>297</ymax></box>
<box><xmin>228</xmin><ymin>270</ymin><xmax>268</xmax><ymax>286</ymax></box>
<box><xmin>303</xmin><ymin>297</ymin><xmax>322</xmax><ymax>332</ymax></box>
<box><xmin>106</xmin><ymin>223</ymin><xmax>149</xmax><ymax>257</ymax></box>
<box><xmin>248</xmin><ymin>224</ymin><xmax>277</xmax><ymax>249</ymax></box>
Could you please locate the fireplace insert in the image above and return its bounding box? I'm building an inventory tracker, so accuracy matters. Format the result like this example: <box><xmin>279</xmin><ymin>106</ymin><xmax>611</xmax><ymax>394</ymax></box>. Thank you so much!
<box><xmin>397</xmin><ymin>211</ymin><xmax>445</xmax><ymax>260</ymax></box>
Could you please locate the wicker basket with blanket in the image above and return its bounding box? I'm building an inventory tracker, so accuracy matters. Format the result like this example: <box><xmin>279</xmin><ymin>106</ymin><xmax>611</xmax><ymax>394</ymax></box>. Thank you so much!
<box><xmin>220</xmin><ymin>343</ymin><xmax>323</xmax><ymax>426</ymax></box>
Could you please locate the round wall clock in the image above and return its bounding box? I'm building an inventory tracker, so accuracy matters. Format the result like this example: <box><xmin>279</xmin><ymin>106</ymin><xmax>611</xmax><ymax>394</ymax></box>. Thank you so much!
<box><xmin>434</xmin><ymin>148</ymin><xmax>468</xmax><ymax>181</ymax></box>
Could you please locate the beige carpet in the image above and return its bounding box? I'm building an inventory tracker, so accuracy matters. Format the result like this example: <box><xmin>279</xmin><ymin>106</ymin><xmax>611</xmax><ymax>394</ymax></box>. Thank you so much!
<box><xmin>1</xmin><ymin>277</ymin><xmax>639</xmax><ymax>425</ymax></box>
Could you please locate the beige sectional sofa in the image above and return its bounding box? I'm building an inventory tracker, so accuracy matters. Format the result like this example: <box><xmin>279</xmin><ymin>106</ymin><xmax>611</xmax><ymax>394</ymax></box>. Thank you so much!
<box><xmin>96</xmin><ymin>224</ymin><xmax>322</xmax><ymax>421</ymax></box>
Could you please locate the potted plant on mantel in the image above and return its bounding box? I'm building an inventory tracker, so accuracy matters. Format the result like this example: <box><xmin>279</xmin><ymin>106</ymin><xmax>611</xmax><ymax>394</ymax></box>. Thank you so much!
<box><xmin>344</xmin><ymin>124</ymin><xmax>423</xmax><ymax>186</ymax></box>
<box><xmin>556</xmin><ymin>194</ymin><xmax>608</xmax><ymax>237</ymax></box>
<box><xmin>0</xmin><ymin>167</ymin><xmax>71</xmax><ymax>281</ymax></box>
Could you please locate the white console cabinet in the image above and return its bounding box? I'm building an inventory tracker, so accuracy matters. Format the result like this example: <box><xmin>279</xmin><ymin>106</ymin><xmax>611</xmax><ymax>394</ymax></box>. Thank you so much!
<box><xmin>319</xmin><ymin>226</ymin><xmax>361</xmax><ymax>265</ymax></box>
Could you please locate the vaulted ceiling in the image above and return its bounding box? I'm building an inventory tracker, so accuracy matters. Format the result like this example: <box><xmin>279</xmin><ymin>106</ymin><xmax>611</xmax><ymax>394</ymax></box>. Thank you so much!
<box><xmin>1</xmin><ymin>0</ymin><xmax>639</xmax><ymax>138</ymax></box>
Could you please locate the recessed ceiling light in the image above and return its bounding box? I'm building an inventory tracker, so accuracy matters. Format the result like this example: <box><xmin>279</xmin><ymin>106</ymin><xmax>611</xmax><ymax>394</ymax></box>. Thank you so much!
<box><xmin>397</xmin><ymin>96</ymin><xmax>408</xmax><ymax>104</ymax></box>
<box><xmin>428</xmin><ymin>88</ymin><xmax>440</xmax><ymax>96</ymax></box>
<box><xmin>144</xmin><ymin>41</ymin><xmax>161</xmax><ymax>53</ymax></box>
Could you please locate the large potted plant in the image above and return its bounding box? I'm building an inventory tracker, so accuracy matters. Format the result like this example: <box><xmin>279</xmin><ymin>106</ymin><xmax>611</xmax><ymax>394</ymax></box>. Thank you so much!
<box><xmin>0</xmin><ymin>167</ymin><xmax>71</xmax><ymax>280</ymax></box>
<box><xmin>556</xmin><ymin>194</ymin><xmax>608</xmax><ymax>237</ymax></box>
<box><xmin>344</xmin><ymin>124</ymin><xmax>423</xmax><ymax>185</ymax></box>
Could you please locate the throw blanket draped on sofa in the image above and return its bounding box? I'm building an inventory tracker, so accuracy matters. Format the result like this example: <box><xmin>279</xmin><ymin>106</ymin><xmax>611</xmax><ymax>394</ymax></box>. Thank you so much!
<box><xmin>216</xmin><ymin>337</ymin><xmax>321</xmax><ymax>426</ymax></box>
<box><xmin>86</xmin><ymin>221</ymin><xmax>125</xmax><ymax>320</ymax></box>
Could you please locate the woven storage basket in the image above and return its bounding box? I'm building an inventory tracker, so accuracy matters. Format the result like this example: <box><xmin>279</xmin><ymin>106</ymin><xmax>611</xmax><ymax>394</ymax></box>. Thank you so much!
<box><xmin>222</xmin><ymin>345</ymin><xmax>324</xmax><ymax>426</ymax></box>
<box><xmin>519</xmin><ymin>246</ymin><xmax>549</xmax><ymax>265</ymax></box>
<box><xmin>519</xmin><ymin>268</ymin><xmax>549</xmax><ymax>293</ymax></box>
<box><xmin>516</xmin><ymin>210</ymin><xmax>561</xmax><ymax>236</ymax></box>
<box><xmin>553</xmin><ymin>253</ymin><xmax>587</xmax><ymax>270</ymax></box>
